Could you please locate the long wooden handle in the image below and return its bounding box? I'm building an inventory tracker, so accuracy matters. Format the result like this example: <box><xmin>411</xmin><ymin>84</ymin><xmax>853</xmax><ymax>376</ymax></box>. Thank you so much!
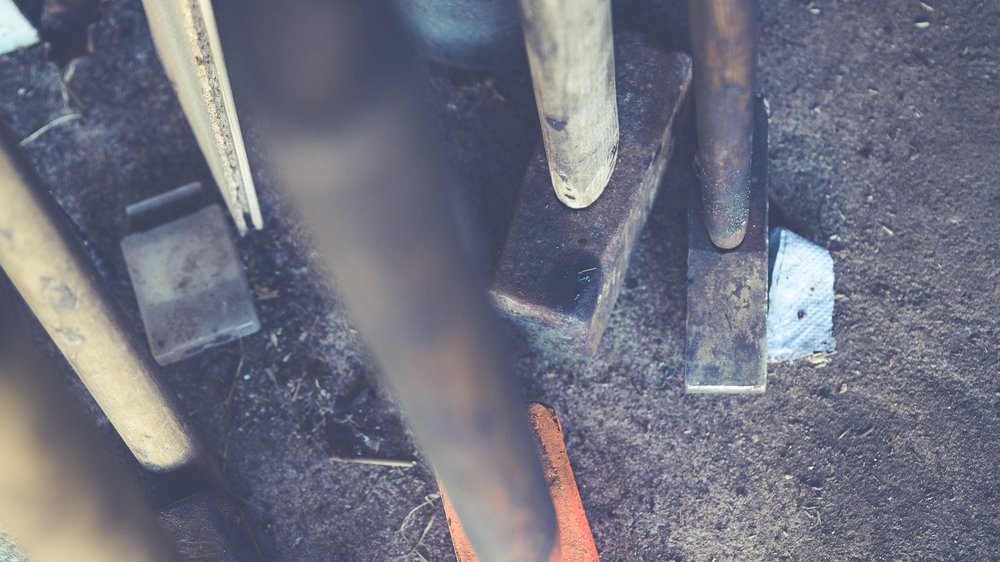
<box><xmin>520</xmin><ymin>0</ymin><xmax>619</xmax><ymax>208</ymax></box>
<box><xmin>689</xmin><ymin>0</ymin><xmax>758</xmax><ymax>249</ymax></box>
<box><xmin>140</xmin><ymin>0</ymin><xmax>261</xmax><ymax>234</ymax></box>
<box><xmin>0</xmin><ymin>291</ymin><xmax>179</xmax><ymax>562</ymax></box>
<box><xmin>0</xmin><ymin>123</ymin><xmax>199</xmax><ymax>472</ymax></box>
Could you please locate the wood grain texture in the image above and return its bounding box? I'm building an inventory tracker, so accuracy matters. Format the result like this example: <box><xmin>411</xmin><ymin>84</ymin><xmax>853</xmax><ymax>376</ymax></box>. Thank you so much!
<box><xmin>141</xmin><ymin>0</ymin><xmax>261</xmax><ymax>234</ymax></box>
<box><xmin>689</xmin><ymin>0</ymin><xmax>757</xmax><ymax>249</ymax></box>
<box><xmin>520</xmin><ymin>0</ymin><xmax>618</xmax><ymax>208</ymax></box>
<box><xmin>0</xmin><ymin>294</ymin><xmax>179</xmax><ymax>562</ymax></box>
<box><xmin>0</xmin><ymin>124</ymin><xmax>198</xmax><ymax>472</ymax></box>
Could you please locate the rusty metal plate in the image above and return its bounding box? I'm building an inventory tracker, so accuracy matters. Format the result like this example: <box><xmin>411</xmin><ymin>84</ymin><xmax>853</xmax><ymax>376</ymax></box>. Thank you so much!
<box><xmin>492</xmin><ymin>36</ymin><xmax>692</xmax><ymax>357</ymax></box>
<box><xmin>684</xmin><ymin>97</ymin><xmax>769</xmax><ymax>393</ymax></box>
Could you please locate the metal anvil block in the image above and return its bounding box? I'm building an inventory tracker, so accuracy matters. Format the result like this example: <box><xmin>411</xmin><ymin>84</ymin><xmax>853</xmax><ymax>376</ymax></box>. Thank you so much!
<box><xmin>121</xmin><ymin>188</ymin><xmax>259</xmax><ymax>366</ymax></box>
<box><xmin>491</xmin><ymin>37</ymin><xmax>691</xmax><ymax>356</ymax></box>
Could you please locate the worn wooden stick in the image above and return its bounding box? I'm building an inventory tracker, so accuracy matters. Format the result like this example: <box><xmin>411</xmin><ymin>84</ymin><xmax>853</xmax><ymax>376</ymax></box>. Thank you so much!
<box><xmin>231</xmin><ymin>2</ymin><xmax>558</xmax><ymax>560</ymax></box>
<box><xmin>0</xmin><ymin>123</ymin><xmax>199</xmax><ymax>472</ymax></box>
<box><xmin>0</xmin><ymin>290</ymin><xmax>180</xmax><ymax>562</ymax></box>
<box><xmin>520</xmin><ymin>0</ymin><xmax>618</xmax><ymax>208</ymax></box>
<box><xmin>689</xmin><ymin>0</ymin><xmax>758</xmax><ymax>249</ymax></box>
<box><xmin>140</xmin><ymin>0</ymin><xmax>261</xmax><ymax>234</ymax></box>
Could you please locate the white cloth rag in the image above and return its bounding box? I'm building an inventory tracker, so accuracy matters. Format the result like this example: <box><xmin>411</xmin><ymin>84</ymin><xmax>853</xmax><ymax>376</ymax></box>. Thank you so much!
<box><xmin>767</xmin><ymin>228</ymin><xmax>835</xmax><ymax>362</ymax></box>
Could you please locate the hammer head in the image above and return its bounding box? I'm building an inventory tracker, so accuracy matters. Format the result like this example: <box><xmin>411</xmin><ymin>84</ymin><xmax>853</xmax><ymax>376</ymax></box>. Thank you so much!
<box><xmin>158</xmin><ymin>491</ymin><xmax>263</xmax><ymax>562</ymax></box>
<box><xmin>492</xmin><ymin>38</ymin><xmax>692</xmax><ymax>357</ymax></box>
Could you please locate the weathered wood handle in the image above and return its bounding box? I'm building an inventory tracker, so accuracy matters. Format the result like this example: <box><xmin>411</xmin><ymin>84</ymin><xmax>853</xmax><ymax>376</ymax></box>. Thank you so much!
<box><xmin>0</xmin><ymin>123</ymin><xmax>199</xmax><ymax>472</ymax></box>
<box><xmin>520</xmin><ymin>0</ymin><xmax>619</xmax><ymax>208</ymax></box>
<box><xmin>0</xmin><ymin>292</ymin><xmax>179</xmax><ymax>562</ymax></box>
<box><xmin>140</xmin><ymin>0</ymin><xmax>261</xmax><ymax>234</ymax></box>
<box><xmin>689</xmin><ymin>0</ymin><xmax>758</xmax><ymax>249</ymax></box>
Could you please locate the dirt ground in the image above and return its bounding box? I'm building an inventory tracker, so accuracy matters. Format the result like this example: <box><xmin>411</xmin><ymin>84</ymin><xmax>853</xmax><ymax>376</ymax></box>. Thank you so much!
<box><xmin>1</xmin><ymin>0</ymin><xmax>999</xmax><ymax>560</ymax></box>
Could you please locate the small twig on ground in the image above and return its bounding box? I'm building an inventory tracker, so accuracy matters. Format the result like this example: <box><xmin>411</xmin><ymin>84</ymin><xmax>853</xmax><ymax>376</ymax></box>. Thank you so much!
<box><xmin>409</xmin><ymin>513</ymin><xmax>436</xmax><ymax>562</ymax></box>
<box><xmin>20</xmin><ymin>113</ymin><xmax>81</xmax><ymax>146</ymax></box>
<box><xmin>398</xmin><ymin>494</ymin><xmax>440</xmax><ymax>536</ymax></box>
<box><xmin>394</xmin><ymin>494</ymin><xmax>441</xmax><ymax>561</ymax></box>
<box><xmin>60</xmin><ymin>61</ymin><xmax>85</xmax><ymax>109</ymax></box>
<box><xmin>225</xmin><ymin>338</ymin><xmax>246</xmax><ymax>405</ymax></box>
<box><xmin>329</xmin><ymin>455</ymin><xmax>416</xmax><ymax>469</ymax></box>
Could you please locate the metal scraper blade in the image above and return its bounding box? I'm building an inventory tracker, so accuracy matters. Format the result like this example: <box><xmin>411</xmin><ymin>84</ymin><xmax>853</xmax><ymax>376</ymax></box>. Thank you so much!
<box><xmin>684</xmin><ymin>97</ymin><xmax>769</xmax><ymax>394</ymax></box>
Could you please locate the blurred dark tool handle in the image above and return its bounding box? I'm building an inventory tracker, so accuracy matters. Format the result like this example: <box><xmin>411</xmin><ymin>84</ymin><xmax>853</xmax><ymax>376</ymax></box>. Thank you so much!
<box><xmin>229</xmin><ymin>2</ymin><xmax>558</xmax><ymax>560</ymax></box>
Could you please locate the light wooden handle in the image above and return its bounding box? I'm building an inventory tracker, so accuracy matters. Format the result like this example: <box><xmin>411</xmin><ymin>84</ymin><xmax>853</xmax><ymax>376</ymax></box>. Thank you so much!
<box><xmin>520</xmin><ymin>0</ymin><xmax>619</xmax><ymax>209</ymax></box>
<box><xmin>140</xmin><ymin>0</ymin><xmax>261</xmax><ymax>233</ymax></box>
<box><xmin>0</xmin><ymin>124</ymin><xmax>198</xmax><ymax>472</ymax></box>
<box><xmin>0</xmin><ymin>297</ymin><xmax>179</xmax><ymax>562</ymax></box>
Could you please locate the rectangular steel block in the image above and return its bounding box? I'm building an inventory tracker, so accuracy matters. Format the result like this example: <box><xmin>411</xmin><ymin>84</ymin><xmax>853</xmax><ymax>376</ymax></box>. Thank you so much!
<box><xmin>492</xmin><ymin>36</ymin><xmax>692</xmax><ymax>356</ymax></box>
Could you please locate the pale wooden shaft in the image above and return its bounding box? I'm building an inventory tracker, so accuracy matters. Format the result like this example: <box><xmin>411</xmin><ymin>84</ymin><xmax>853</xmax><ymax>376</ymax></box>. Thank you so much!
<box><xmin>0</xmin><ymin>129</ymin><xmax>198</xmax><ymax>472</ymax></box>
<box><xmin>520</xmin><ymin>0</ymin><xmax>618</xmax><ymax>208</ymax></box>
<box><xmin>0</xmin><ymin>324</ymin><xmax>179</xmax><ymax>562</ymax></box>
<box><xmin>141</xmin><ymin>0</ymin><xmax>261</xmax><ymax>233</ymax></box>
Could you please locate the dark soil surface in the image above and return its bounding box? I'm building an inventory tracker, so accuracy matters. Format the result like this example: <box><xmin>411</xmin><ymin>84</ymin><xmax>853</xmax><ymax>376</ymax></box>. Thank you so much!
<box><xmin>1</xmin><ymin>0</ymin><xmax>998</xmax><ymax>560</ymax></box>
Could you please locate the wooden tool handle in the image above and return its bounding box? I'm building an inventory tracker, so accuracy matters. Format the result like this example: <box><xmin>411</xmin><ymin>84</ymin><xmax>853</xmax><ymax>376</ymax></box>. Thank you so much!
<box><xmin>140</xmin><ymin>0</ymin><xmax>261</xmax><ymax>233</ymax></box>
<box><xmin>0</xmin><ymin>291</ymin><xmax>179</xmax><ymax>562</ymax></box>
<box><xmin>520</xmin><ymin>0</ymin><xmax>619</xmax><ymax>208</ymax></box>
<box><xmin>0</xmin><ymin>124</ymin><xmax>199</xmax><ymax>472</ymax></box>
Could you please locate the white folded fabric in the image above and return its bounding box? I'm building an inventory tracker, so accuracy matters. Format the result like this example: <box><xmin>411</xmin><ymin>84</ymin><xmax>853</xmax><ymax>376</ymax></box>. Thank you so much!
<box><xmin>767</xmin><ymin>228</ymin><xmax>836</xmax><ymax>362</ymax></box>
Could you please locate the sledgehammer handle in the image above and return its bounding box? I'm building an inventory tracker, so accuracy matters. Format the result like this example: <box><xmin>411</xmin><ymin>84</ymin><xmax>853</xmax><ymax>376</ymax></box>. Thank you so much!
<box><xmin>0</xmin><ymin>123</ymin><xmax>199</xmax><ymax>472</ymax></box>
<box><xmin>689</xmin><ymin>0</ymin><xmax>758</xmax><ymax>249</ymax></box>
<box><xmin>520</xmin><ymin>0</ymin><xmax>619</xmax><ymax>209</ymax></box>
<box><xmin>0</xmin><ymin>289</ymin><xmax>179</xmax><ymax>562</ymax></box>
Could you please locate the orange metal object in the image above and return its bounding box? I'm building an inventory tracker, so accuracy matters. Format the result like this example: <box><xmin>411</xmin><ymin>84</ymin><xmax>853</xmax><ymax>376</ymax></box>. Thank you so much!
<box><xmin>441</xmin><ymin>402</ymin><xmax>599</xmax><ymax>562</ymax></box>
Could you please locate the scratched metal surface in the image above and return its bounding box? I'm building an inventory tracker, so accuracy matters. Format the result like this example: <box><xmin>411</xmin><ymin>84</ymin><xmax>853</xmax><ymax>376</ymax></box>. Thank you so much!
<box><xmin>492</xmin><ymin>36</ymin><xmax>691</xmax><ymax>357</ymax></box>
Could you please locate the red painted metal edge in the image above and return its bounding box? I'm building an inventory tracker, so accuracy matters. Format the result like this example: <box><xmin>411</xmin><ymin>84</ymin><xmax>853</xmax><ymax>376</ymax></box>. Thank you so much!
<box><xmin>441</xmin><ymin>402</ymin><xmax>599</xmax><ymax>562</ymax></box>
